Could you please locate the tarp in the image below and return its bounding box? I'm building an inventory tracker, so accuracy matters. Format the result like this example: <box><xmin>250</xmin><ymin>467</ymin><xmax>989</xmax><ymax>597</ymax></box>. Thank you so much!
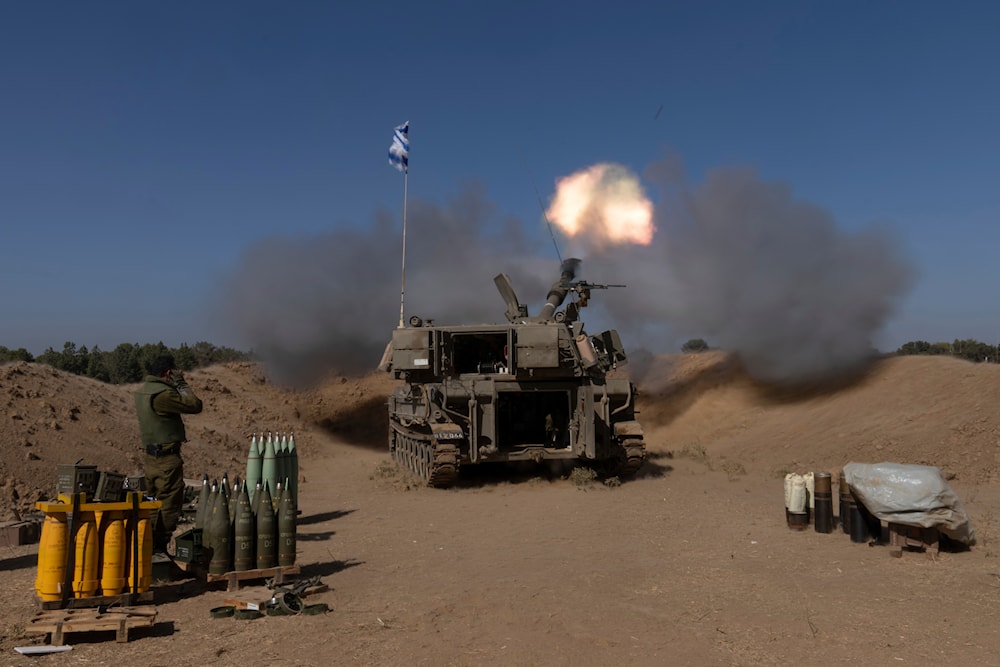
<box><xmin>843</xmin><ymin>462</ymin><xmax>975</xmax><ymax>546</ymax></box>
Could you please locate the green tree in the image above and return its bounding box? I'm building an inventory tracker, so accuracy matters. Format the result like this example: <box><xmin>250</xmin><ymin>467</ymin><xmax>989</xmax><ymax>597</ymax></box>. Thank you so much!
<box><xmin>681</xmin><ymin>338</ymin><xmax>710</xmax><ymax>353</ymax></box>
<box><xmin>0</xmin><ymin>346</ymin><xmax>34</xmax><ymax>363</ymax></box>
<box><xmin>211</xmin><ymin>344</ymin><xmax>250</xmax><ymax>364</ymax></box>
<box><xmin>174</xmin><ymin>343</ymin><xmax>197</xmax><ymax>371</ymax></box>
<box><xmin>953</xmin><ymin>338</ymin><xmax>995</xmax><ymax>363</ymax></box>
<box><xmin>897</xmin><ymin>340</ymin><xmax>931</xmax><ymax>355</ymax></box>
<box><xmin>899</xmin><ymin>339</ymin><xmax>999</xmax><ymax>363</ymax></box>
<box><xmin>191</xmin><ymin>341</ymin><xmax>217</xmax><ymax>367</ymax></box>
<box><xmin>86</xmin><ymin>345</ymin><xmax>110</xmax><ymax>382</ymax></box>
<box><xmin>35</xmin><ymin>346</ymin><xmax>61</xmax><ymax>368</ymax></box>
<box><xmin>35</xmin><ymin>341</ymin><xmax>90</xmax><ymax>374</ymax></box>
<box><xmin>70</xmin><ymin>344</ymin><xmax>90</xmax><ymax>375</ymax></box>
<box><xmin>107</xmin><ymin>343</ymin><xmax>143</xmax><ymax>384</ymax></box>
<box><xmin>7</xmin><ymin>338</ymin><xmax>250</xmax><ymax>382</ymax></box>
<box><xmin>138</xmin><ymin>342</ymin><xmax>170</xmax><ymax>374</ymax></box>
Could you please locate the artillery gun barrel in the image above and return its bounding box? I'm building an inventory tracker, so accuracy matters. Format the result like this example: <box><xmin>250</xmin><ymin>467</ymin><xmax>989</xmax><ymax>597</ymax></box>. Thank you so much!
<box><xmin>538</xmin><ymin>257</ymin><xmax>581</xmax><ymax>321</ymax></box>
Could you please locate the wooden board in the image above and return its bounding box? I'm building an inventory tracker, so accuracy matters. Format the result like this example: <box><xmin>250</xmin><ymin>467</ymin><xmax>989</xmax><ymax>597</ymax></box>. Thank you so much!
<box><xmin>223</xmin><ymin>586</ymin><xmax>272</xmax><ymax>610</ymax></box>
<box><xmin>208</xmin><ymin>564</ymin><xmax>301</xmax><ymax>592</ymax></box>
<box><xmin>177</xmin><ymin>561</ymin><xmax>301</xmax><ymax>592</ymax></box>
<box><xmin>888</xmin><ymin>523</ymin><xmax>940</xmax><ymax>560</ymax></box>
<box><xmin>26</xmin><ymin>606</ymin><xmax>157</xmax><ymax>646</ymax></box>
<box><xmin>35</xmin><ymin>590</ymin><xmax>154</xmax><ymax>611</ymax></box>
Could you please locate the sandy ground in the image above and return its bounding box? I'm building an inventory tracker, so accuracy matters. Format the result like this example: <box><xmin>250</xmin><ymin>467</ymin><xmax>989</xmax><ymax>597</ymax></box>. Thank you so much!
<box><xmin>2</xmin><ymin>354</ymin><xmax>1000</xmax><ymax>665</ymax></box>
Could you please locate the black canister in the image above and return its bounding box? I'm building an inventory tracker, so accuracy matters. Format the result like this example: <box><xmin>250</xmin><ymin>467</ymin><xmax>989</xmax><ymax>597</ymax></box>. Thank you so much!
<box><xmin>849</xmin><ymin>490</ymin><xmax>874</xmax><ymax>543</ymax></box>
<box><xmin>813</xmin><ymin>472</ymin><xmax>833</xmax><ymax>534</ymax></box>
<box><xmin>839</xmin><ymin>471</ymin><xmax>851</xmax><ymax>535</ymax></box>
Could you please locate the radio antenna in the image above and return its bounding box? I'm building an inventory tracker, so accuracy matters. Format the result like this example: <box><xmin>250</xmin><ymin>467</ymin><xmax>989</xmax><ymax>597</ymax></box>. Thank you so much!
<box><xmin>519</xmin><ymin>152</ymin><xmax>563</xmax><ymax>263</ymax></box>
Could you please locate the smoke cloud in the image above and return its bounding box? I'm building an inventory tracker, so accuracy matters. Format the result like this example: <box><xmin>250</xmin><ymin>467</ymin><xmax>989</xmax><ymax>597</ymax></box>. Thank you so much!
<box><xmin>586</xmin><ymin>158</ymin><xmax>915</xmax><ymax>383</ymax></box>
<box><xmin>214</xmin><ymin>184</ymin><xmax>555</xmax><ymax>387</ymax></box>
<box><xmin>214</xmin><ymin>159</ymin><xmax>914</xmax><ymax>387</ymax></box>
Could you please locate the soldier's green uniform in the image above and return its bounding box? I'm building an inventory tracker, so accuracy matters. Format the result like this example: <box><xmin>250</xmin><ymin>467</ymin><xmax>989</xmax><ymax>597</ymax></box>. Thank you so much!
<box><xmin>134</xmin><ymin>369</ymin><xmax>203</xmax><ymax>551</ymax></box>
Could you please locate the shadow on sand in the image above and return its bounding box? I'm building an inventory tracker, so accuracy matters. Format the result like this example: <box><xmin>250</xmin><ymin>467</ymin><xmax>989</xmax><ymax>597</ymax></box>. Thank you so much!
<box><xmin>297</xmin><ymin>509</ymin><xmax>355</xmax><ymax>526</ymax></box>
<box><xmin>0</xmin><ymin>552</ymin><xmax>37</xmax><ymax>571</ymax></box>
<box><xmin>300</xmin><ymin>559</ymin><xmax>363</xmax><ymax>578</ymax></box>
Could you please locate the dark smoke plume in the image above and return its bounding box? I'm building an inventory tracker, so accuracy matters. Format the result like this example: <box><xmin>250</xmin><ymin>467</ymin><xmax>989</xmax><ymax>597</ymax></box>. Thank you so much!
<box><xmin>214</xmin><ymin>184</ymin><xmax>553</xmax><ymax>387</ymax></box>
<box><xmin>214</xmin><ymin>161</ymin><xmax>913</xmax><ymax>387</ymax></box>
<box><xmin>587</xmin><ymin>159</ymin><xmax>915</xmax><ymax>384</ymax></box>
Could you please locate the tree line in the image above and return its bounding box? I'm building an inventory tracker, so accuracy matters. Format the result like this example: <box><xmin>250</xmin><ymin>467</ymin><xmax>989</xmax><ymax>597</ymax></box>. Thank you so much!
<box><xmin>3</xmin><ymin>336</ymin><xmax>997</xmax><ymax>383</ymax></box>
<box><xmin>680</xmin><ymin>337</ymin><xmax>1000</xmax><ymax>364</ymax></box>
<box><xmin>0</xmin><ymin>341</ymin><xmax>251</xmax><ymax>384</ymax></box>
<box><xmin>895</xmin><ymin>338</ymin><xmax>1000</xmax><ymax>363</ymax></box>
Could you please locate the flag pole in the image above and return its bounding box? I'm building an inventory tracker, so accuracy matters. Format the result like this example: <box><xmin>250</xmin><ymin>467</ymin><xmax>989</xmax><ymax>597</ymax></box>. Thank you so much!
<box><xmin>388</xmin><ymin>120</ymin><xmax>410</xmax><ymax>328</ymax></box>
<box><xmin>398</xmin><ymin>168</ymin><xmax>408</xmax><ymax>328</ymax></box>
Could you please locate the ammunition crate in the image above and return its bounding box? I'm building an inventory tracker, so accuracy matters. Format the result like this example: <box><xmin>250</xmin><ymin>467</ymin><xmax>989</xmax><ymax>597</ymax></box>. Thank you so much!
<box><xmin>94</xmin><ymin>471</ymin><xmax>126</xmax><ymax>502</ymax></box>
<box><xmin>1</xmin><ymin>520</ymin><xmax>41</xmax><ymax>547</ymax></box>
<box><xmin>174</xmin><ymin>528</ymin><xmax>203</xmax><ymax>563</ymax></box>
<box><xmin>124</xmin><ymin>475</ymin><xmax>147</xmax><ymax>493</ymax></box>
<box><xmin>56</xmin><ymin>464</ymin><xmax>98</xmax><ymax>500</ymax></box>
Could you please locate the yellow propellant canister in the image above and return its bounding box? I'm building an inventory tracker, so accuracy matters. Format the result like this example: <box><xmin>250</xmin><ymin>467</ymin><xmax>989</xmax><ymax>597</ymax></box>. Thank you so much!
<box><xmin>124</xmin><ymin>517</ymin><xmax>152</xmax><ymax>593</ymax></box>
<box><xmin>34</xmin><ymin>512</ymin><xmax>69</xmax><ymax>601</ymax></box>
<box><xmin>99</xmin><ymin>510</ymin><xmax>126</xmax><ymax>596</ymax></box>
<box><xmin>35</xmin><ymin>493</ymin><xmax>160</xmax><ymax>601</ymax></box>
<box><xmin>124</xmin><ymin>511</ymin><xmax>153</xmax><ymax>594</ymax></box>
<box><xmin>72</xmin><ymin>510</ymin><xmax>99</xmax><ymax>598</ymax></box>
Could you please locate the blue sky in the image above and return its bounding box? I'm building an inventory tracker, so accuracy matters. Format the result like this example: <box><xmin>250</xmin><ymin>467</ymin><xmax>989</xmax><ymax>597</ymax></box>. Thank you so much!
<box><xmin>2</xmin><ymin>1</ymin><xmax>998</xmax><ymax>365</ymax></box>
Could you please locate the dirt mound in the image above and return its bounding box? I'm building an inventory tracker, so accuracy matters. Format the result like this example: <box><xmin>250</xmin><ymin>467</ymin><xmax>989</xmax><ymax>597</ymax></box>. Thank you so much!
<box><xmin>6</xmin><ymin>352</ymin><xmax>996</xmax><ymax>520</ymax></box>
<box><xmin>0</xmin><ymin>361</ymin><xmax>396</xmax><ymax>520</ymax></box>
<box><xmin>636</xmin><ymin>352</ymin><xmax>1000</xmax><ymax>484</ymax></box>
<box><xmin>1</xmin><ymin>362</ymin><xmax>142</xmax><ymax>519</ymax></box>
<box><xmin>294</xmin><ymin>372</ymin><xmax>400</xmax><ymax>451</ymax></box>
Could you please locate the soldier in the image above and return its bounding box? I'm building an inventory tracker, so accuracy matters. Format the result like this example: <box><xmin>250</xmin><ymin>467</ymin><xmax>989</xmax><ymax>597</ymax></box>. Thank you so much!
<box><xmin>545</xmin><ymin>413</ymin><xmax>557</xmax><ymax>445</ymax></box>
<box><xmin>134</xmin><ymin>354</ymin><xmax>203</xmax><ymax>553</ymax></box>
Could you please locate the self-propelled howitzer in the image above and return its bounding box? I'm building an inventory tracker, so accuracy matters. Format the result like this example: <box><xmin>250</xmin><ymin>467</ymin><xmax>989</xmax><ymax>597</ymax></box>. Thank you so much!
<box><xmin>379</xmin><ymin>258</ymin><xmax>646</xmax><ymax>487</ymax></box>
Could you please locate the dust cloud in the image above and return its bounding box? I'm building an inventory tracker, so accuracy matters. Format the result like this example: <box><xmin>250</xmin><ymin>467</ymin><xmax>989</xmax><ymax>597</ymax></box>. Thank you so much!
<box><xmin>215</xmin><ymin>160</ymin><xmax>913</xmax><ymax>387</ymax></box>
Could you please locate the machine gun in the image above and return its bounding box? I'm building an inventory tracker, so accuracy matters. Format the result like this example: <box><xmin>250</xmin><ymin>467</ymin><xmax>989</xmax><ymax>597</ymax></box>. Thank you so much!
<box><xmin>496</xmin><ymin>258</ymin><xmax>626</xmax><ymax>324</ymax></box>
<box><xmin>560</xmin><ymin>279</ymin><xmax>625</xmax><ymax>305</ymax></box>
<box><xmin>553</xmin><ymin>280</ymin><xmax>626</xmax><ymax>325</ymax></box>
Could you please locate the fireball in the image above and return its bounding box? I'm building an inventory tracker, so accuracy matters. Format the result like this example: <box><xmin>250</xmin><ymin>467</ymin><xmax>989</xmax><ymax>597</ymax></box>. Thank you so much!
<box><xmin>546</xmin><ymin>163</ymin><xmax>655</xmax><ymax>248</ymax></box>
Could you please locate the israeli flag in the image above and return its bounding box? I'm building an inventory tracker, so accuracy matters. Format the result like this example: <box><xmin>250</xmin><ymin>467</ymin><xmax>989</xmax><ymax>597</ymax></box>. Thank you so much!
<box><xmin>388</xmin><ymin>121</ymin><xmax>409</xmax><ymax>172</ymax></box>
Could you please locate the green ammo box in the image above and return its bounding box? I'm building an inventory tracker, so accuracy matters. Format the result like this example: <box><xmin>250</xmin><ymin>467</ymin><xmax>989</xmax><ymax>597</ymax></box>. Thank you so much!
<box><xmin>174</xmin><ymin>528</ymin><xmax>203</xmax><ymax>563</ymax></box>
<box><xmin>94</xmin><ymin>471</ymin><xmax>126</xmax><ymax>502</ymax></box>
<box><xmin>56</xmin><ymin>464</ymin><xmax>98</xmax><ymax>500</ymax></box>
<box><xmin>124</xmin><ymin>475</ymin><xmax>147</xmax><ymax>492</ymax></box>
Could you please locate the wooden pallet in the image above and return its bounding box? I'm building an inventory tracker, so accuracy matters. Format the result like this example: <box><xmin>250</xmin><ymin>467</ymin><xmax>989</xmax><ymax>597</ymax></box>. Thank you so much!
<box><xmin>177</xmin><ymin>561</ymin><xmax>301</xmax><ymax>591</ymax></box>
<box><xmin>208</xmin><ymin>564</ymin><xmax>301</xmax><ymax>592</ymax></box>
<box><xmin>35</xmin><ymin>590</ymin><xmax>154</xmax><ymax>611</ymax></box>
<box><xmin>888</xmin><ymin>523</ymin><xmax>940</xmax><ymax>560</ymax></box>
<box><xmin>26</xmin><ymin>606</ymin><xmax>157</xmax><ymax>645</ymax></box>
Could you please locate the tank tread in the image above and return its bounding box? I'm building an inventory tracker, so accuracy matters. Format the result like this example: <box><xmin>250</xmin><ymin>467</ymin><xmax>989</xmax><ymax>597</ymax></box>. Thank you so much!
<box><xmin>427</xmin><ymin>443</ymin><xmax>459</xmax><ymax>488</ymax></box>
<box><xmin>603</xmin><ymin>438</ymin><xmax>646</xmax><ymax>479</ymax></box>
<box><xmin>390</xmin><ymin>424</ymin><xmax>460</xmax><ymax>488</ymax></box>
<box><xmin>620</xmin><ymin>439</ymin><xmax>647</xmax><ymax>477</ymax></box>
